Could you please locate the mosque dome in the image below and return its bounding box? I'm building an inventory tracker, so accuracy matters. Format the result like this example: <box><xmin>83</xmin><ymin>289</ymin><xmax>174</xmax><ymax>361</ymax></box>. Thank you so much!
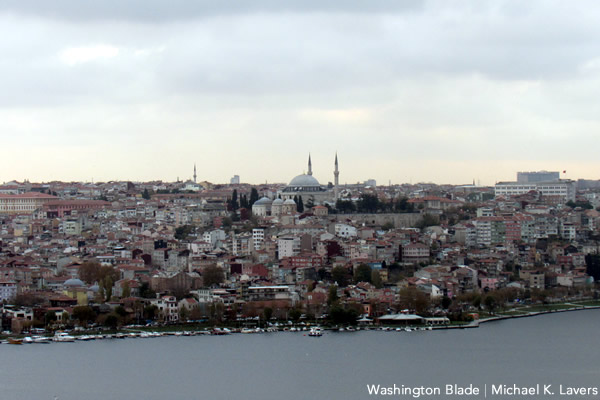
<box><xmin>64</xmin><ymin>278</ymin><xmax>85</xmax><ymax>288</ymax></box>
<box><xmin>272</xmin><ymin>198</ymin><xmax>284</xmax><ymax>205</ymax></box>
<box><xmin>253</xmin><ymin>197</ymin><xmax>273</xmax><ymax>206</ymax></box>
<box><xmin>288</xmin><ymin>174</ymin><xmax>321</xmax><ymax>188</ymax></box>
<box><xmin>283</xmin><ymin>199</ymin><xmax>296</xmax><ymax>205</ymax></box>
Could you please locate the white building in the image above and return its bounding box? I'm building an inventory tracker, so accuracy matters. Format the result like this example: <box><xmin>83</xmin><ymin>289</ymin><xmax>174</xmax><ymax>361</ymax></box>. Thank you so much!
<box><xmin>278</xmin><ymin>236</ymin><xmax>300</xmax><ymax>260</ymax></box>
<box><xmin>335</xmin><ymin>223</ymin><xmax>357</xmax><ymax>238</ymax></box>
<box><xmin>0</xmin><ymin>281</ymin><xmax>17</xmax><ymax>302</ymax></box>
<box><xmin>494</xmin><ymin>180</ymin><xmax>576</xmax><ymax>202</ymax></box>
<box><xmin>252</xmin><ymin>228</ymin><xmax>265</xmax><ymax>250</ymax></box>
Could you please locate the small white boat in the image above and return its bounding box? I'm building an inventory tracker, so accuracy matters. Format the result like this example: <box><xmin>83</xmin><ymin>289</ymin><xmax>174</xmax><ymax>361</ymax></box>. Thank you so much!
<box><xmin>53</xmin><ymin>332</ymin><xmax>75</xmax><ymax>342</ymax></box>
<box><xmin>308</xmin><ymin>327</ymin><xmax>323</xmax><ymax>337</ymax></box>
<box><xmin>32</xmin><ymin>336</ymin><xmax>51</xmax><ymax>344</ymax></box>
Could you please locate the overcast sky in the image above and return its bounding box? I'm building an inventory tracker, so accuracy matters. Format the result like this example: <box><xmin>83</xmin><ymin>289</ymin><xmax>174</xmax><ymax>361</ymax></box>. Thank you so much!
<box><xmin>2</xmin><ymin>0</ymin><xmax>599</xmax><ymax>186</ymax></box>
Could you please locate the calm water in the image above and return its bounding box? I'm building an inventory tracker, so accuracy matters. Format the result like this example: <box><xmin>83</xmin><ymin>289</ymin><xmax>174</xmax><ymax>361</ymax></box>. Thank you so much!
<box><xmin>1</xmin><ymin>309</ymin><xmax>599</xmax><ymax>400</ymax></box>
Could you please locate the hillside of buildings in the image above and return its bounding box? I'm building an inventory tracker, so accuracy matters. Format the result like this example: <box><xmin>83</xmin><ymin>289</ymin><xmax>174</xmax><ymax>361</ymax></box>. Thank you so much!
<box><xmin>1</xmin><ymin>174</ymin><xmax>600</xmax><ymax>332</ymax></box>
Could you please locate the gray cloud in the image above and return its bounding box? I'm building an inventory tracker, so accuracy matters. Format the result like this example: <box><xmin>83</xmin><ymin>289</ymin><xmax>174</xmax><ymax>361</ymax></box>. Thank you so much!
<box><xmin>0</xmin><ymin>0</ymin><xmax>424</xmax><ymax>22</ymax></box>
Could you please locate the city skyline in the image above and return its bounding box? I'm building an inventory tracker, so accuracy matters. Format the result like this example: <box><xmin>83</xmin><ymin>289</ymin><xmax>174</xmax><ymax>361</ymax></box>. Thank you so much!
<box><xmin>2</xmin><ymin>1</ymin><xmax>600</xmax><ymax>184</ymax></box>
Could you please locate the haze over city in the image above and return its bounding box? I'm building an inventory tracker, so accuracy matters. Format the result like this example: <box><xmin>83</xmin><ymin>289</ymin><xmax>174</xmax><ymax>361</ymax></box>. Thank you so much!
<box><xmin>2</xmin><ymin>0</ymin><xmax>600</xmax><ymax>184</ymax></box>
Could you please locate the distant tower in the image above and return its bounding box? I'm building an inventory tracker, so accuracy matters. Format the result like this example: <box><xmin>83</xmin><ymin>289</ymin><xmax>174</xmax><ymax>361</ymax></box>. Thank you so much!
<box><xmin>334</xmin><ymin>152</ymin><xmax>339</xmax><ymax>200</ymax></box>
<box><xmin>193</xmin><ymin>163</ymin><xmax>197</xmax><ymax>183</ymax></box>
<box><xmin>308</xmin><ymin>153</ymin><xmax>313</xmax><ymax>176</ymax></box>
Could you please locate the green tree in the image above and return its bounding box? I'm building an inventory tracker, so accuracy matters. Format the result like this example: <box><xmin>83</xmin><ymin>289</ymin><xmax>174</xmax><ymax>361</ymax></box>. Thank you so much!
<box><xmin>415</xmin><ymin>214</ymin><xmax>440</xmax><ymax>230</ymax></box>
<box><xmin>101</xmin><ymin>275</ymin><xmax>114</xmax><ymax>302</ymax></box>
<box><xmin>44</xmin><ymin>311</ymin><xmax>57</xmax><ymax>327</ymax></box>
<box><xmin>104</xmin><ymin>313</ymin><xmax>119</xmax><ymax>329</ymax></box>
<box><xmin>240</xmin><ymin>194</ymin><xmax>248</xmax><ymax>209</ymax></box>
<box><xmin>331</xmin><ymin>266</ymin><xmax>350</xmax><ymax>287</ymax></box>
<box><xmin>144</xmin><ymin>305</ymin><xmax>159</xmax><ymax>321</ymax></box>
<box><xmin>335</xmin><ymin>199</ymin><xmax>355</xmax><ymax>213</ymax></box>
<box><xmin>327</xmin><ymin>285</ymin><xmax>339</xmax><ymax>306</ymax></box>
<box><xmin>72</xmin><ymin>306</ymin><xmax>96</xmax><ymax>327</ymax></box>
<box><xmin>115</xmin><ymin>306</ymin><xmax>128</xmax><ymax>318</ymax></box>
<box><xmin>297</xmin><ymin>196</ymin><xmax>304</xmax><ymax>213</ymax></box>
<box><xmin>121</xmin><ymin>281</ymin><xmax>131</xmax><ymax>298</ymax></box>
<box><xmin>230</xmin><ymin>189</ymin><xmax>239</xmax><ymax>211</ymax></box>
<box><xmin>371</xmin><ymin>269</ymin><xmax>383</xmax><ymax>288</ymax></box>
<box><xmin>289</xmin><ymin>308</ymin><xmax>302</xmax><ymax>322</ymax></box>
<box><xmin>249</xmin><ymin>188</ymin><xmax>259</xmax><ymax>206</ymax></box>
<box><xmin>263</xmin><ymin>307</ymin><xmax>273</xmax><ymax>322</ymax></box>
<box><xmin>357</xmin><ymin>194</ymin><xmax>379</xmax><ymax>213</ymax></box>
<box><xmin>179</xmin><ymin>306</ymin><xmax>189</xmax><ymax>322</ymax></box>
<box><xmin>175</xmin><ymin>225</ymin><xmax>194</xmax><ymax>240</ymax></box>
<box><xmin>142</xmin><ymin>188</ymin><xmax>151</xmax><ymax>200</ymax></box>
<box><xmin>354</xmin><ymin>264</ymin><xmax>372</xmax><ymax>284</ymax></box>
<box><xmin>441</xmin><ymin>296</ymin><xmax>452</xmax><ymax>309</ymax></box>
<box><xmin>139</xmin><ymin>282</ymin><xmax>155</xmax><ymax>299</ymax></box>
<box><xmin>484</xmin><ymin>295</ymin><xmax>496</xmax><ymax>313</ymax></box>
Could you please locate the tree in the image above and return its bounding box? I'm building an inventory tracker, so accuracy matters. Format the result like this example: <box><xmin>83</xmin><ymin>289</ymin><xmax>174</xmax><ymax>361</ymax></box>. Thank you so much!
<box><xmin>139</xmin><ymin>282</ymin><xmax>155</xmax><ymax>299</ymax></box>
<box><xmin>203</xmin><ymin>265</ymin><xmax>224</xmax><ymax>288</ymax></box>
<box><xmin>398</xmin><ymin>287</ymin><xmax>430</xmax><ymax>315</ymax></box>
<box><xmin>331</xmin><ymin>266</ymin><xmax>350</xmax><ymax>287</ymax></box>
<box><xmin>44</xmin><ymin>311</ymin><xmax>57</xmax><ymax>327</ymax></box>
<box><xmin>415</xmin><ymin>214</ymin><xmax>440</xmax><ymax>230</ymax></box>
<box><xmin>382</xmin><ymin>222</ymin><xmax>394</xmax><ymax>231</ymax></box>
<box><xmin>240</xmin><ymin>194</ymin><xmax>248</xmax><ymax>209</ymax></box>
<box><xmin>104</xmin><ymin>313</ymin><xmax>119</xmax><ymax>329</ymax></box>
<box><xmin>357</xmin><ymin>194</ymin><xmax>379</xmax><ymax>213</ymax></box>
<box><xmin>100</xmin><ymin>275</ymin><xmax>114</xmax><ymax>302</ymax></box>
<box><xmin>179</xmin><ymin>307</ymin><xmax>189</xmax><ymax>322</ymax></box>
<box><xmin>327</xmin><ymin>285</ymin><xmax>339</xmax><ymax>306</ymax></box>
<box><xmin>249</xmin><ymin>188</ymin><xmax>259</xmax><ymax>206</ymax></box>
<box><xmin>115</xmin><ymin>306</ymin><xmax>128</xmax><ymax>318</ymax></box>
<box><xmin>72</xmin><ymin>306</ymin><xmax>96</xmax><ymax>327</ymax></box>
<box><xmin>144</xmin><ymin>305</ymin><xmax>159</xmax><ymax>321</ymax></box>
<box><xmin>484</xmin><ymin>295</ymin><xmax>496</xmax><ymax>313</ymax></box>
<box><xmin>297</xmin><ymin>196</ymin><xmax>304</xmax><ymax>213</ymax></box>
<box><xmin>230</xmin><ymin>189</ymin><xmax>239</xmax><ymax>211</ymax></box>
<box><xmin>335</xmin><ymin>199</ymin><xmax>355</xmax><ymax>213</ymax></box>
<box><xmin>371</xmin><ymin>269</ymin><xmax>383</xmax><ymax>288</ymax></box>
<box><xmin>354</xmin><ymin>264</ymin><xmax>372</xmax><ymax>284</ymax></box>
<box><xmin>289</xmin><ymin>308</ymin><xmax>302</xmax><ymax>322</ymax></box>
<box><xmin>263</xmin><ymin>307</ymin><xmax>273</xmax><ymax>322</ymax></box>
<box><xmin>175</xmin><ymin>225</ymin><xmax>194</xmax><ymax>240</ymax></box>
<box><xmin>441</xmin><ymin>296</ymin><xmax>452</xmax><ymax>310</ymax></box>
<box><xmin>78</xmin><ymin>261</ymin><xmax>101</xmax><ymax>284</ymax></box>
<box><xmin>121</xmin><ymin>281</ymin><xmax>131</xmax><ymax>298</ymax></box>
<box><xmin>142</xmin><ymin>188</ymin><xmax>151</xmax><ymax>200</ymax></box>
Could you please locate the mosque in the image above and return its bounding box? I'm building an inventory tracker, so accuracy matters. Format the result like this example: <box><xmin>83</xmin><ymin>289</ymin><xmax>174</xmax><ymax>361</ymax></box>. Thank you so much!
<box><xmin>279</xmin><ymin>153</ymin><xmax>340</xmax><ymax>205</ymax></box>
<box><xmin>251</xmin><ymin>154</ymin><xmax>340</xmax><ymax>217</ymax></box>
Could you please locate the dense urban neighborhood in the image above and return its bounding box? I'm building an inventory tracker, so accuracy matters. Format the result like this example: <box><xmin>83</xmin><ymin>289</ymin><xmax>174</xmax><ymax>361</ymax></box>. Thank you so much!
<box><xmin>2</xmin><ymin>166</ymin><xmax>600</xmax><ymax>335</ymax></box>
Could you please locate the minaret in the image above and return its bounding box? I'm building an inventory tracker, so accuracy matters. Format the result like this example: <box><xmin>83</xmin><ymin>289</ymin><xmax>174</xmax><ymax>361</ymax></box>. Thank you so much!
<box><xmin>334</xmin><ymin>152</ymin><xmax>339</xmax><ymax>200</ymax></box>
<box><xmin>193</xmin><ymin>163</ymin><xmax>197</xmax><ymax>183</ymax></box>
<box><xmin>308</xmin><ymin>154</ymin><xmax>313</xmax><ymax>176</ymax></box>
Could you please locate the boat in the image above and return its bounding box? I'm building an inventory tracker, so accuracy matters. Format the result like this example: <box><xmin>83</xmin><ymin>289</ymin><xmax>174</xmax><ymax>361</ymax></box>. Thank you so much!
<box><xmin>53</xmin><ymin>332</ymin><xmax>75</xmax><ymax>342</ymax></box>
<box><xmin>308</xmin><ymin>327</ymin><xmax>323</xmax><ymax>337</ymax></box>
<box><xmin>8</xmin><ymin>338</ymin><xmax>23</xmax><ymax>345</ymax></box>
<box><xmin>32</xmin><ymin>336</ymin><xmax>51</xmax><ymax>344</ymax></box>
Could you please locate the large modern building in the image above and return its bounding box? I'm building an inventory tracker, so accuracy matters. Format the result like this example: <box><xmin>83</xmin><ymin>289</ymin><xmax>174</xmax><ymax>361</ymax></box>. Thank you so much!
<box><xmin>494</xmin><ymin>180</ymin><xmax>576</xmax><ymax>202</ymax></box>
<box><xmin>517</xmin><ymin>171</ymin><xmax>560</xmax><ymax>183</ymax></box>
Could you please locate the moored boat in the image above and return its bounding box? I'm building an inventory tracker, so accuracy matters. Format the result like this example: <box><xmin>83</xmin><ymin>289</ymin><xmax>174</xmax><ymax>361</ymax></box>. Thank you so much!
<box><xmin>308</xmin><ymin>327</ymin><xmax>323</xmax><ymax>337</ymax></box>
<box><xmin>53</xmin><ymin>332</ymin><xmax>76</xmax><ymax>342</ymax></box>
